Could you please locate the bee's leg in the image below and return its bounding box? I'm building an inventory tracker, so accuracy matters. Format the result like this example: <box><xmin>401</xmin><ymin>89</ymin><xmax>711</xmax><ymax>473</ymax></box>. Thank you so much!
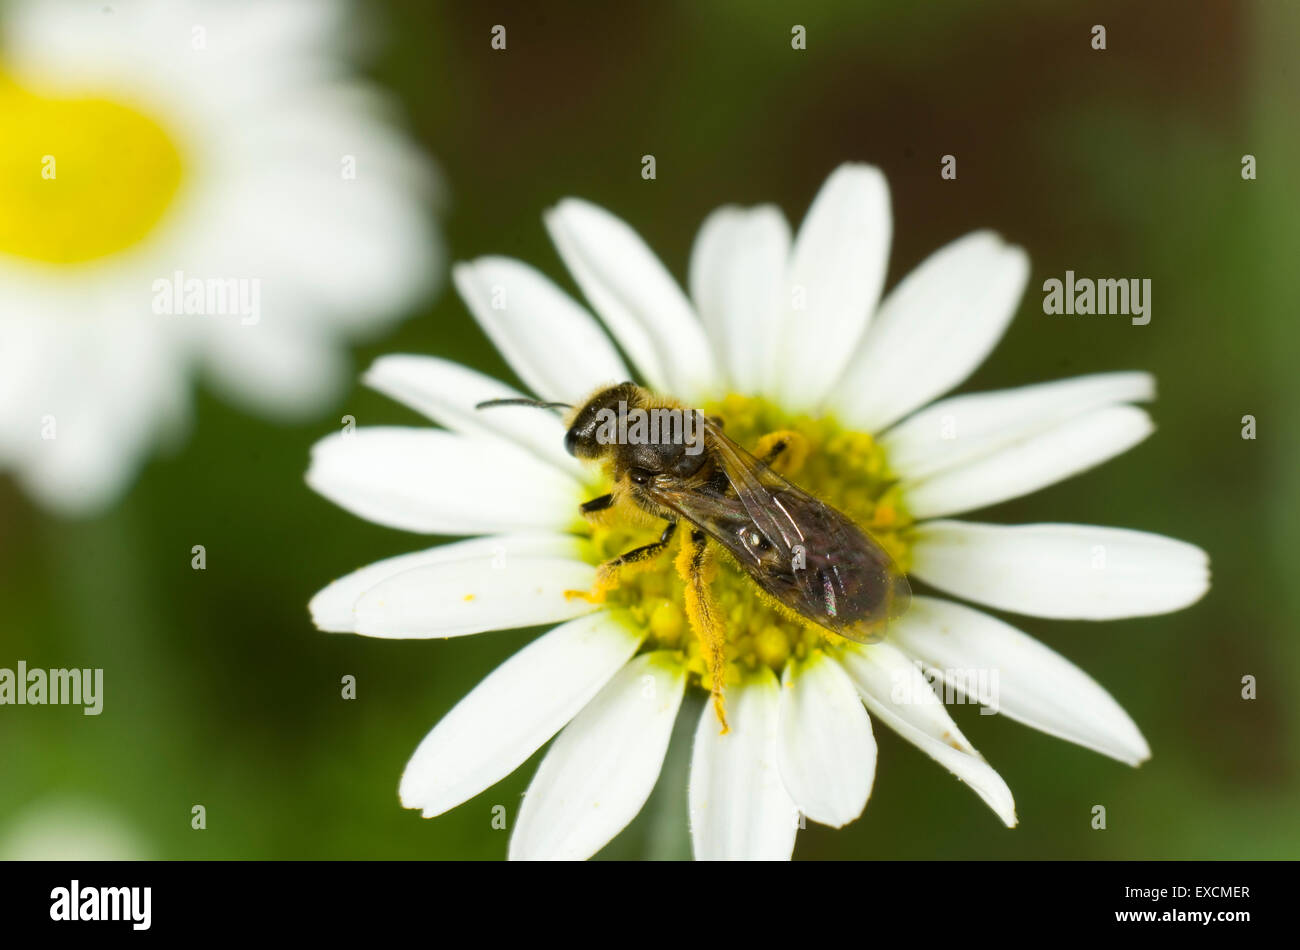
<box><xmin>676</xmin><ymin>528</ymin><xmax>730</xmax><ymax>734</ymax></box>
<box><xmin>754</xmin><ymin>429</ymin><xmax>809</xmax><ymax>477</ymax></box>
<box><xmin>566</xmin><ymin>520</ymin><xmax>677</xmax><ymax>604</ymax></box>
<box><xmin>580</xmin><ymin>493</ymin><xmax>614</xmax><ymax>516</ymax></box>
<box><xmin>578</xmin><ymin>493</ymin><xmax>616</xmax><ymax>526</ymax></box>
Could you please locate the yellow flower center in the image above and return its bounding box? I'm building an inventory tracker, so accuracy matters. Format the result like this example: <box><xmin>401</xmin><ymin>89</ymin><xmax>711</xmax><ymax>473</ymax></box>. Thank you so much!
<box><xmin>0</xmin><ymin>72</ymin><xmax>185</xmax><ymax>265</ymax></box>
<box><xmin>582</xmin><ymin>394</ymin><xmax>913</xmax><ymax>689</ymax></box>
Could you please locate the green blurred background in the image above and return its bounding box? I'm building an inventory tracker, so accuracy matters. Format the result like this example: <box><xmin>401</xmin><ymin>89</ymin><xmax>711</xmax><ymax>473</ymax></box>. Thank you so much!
<box><xmin>2</xmin><ymin>0</ymin><xmax>1297</xmax><ymax>859</ymax></box>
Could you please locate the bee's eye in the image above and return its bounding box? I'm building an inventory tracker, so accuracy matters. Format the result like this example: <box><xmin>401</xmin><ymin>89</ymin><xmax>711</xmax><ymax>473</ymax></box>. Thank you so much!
<box><xmin>563</xmin><ymin>428</ymin><xmax>579</xmax><ymax>457</ymax></box>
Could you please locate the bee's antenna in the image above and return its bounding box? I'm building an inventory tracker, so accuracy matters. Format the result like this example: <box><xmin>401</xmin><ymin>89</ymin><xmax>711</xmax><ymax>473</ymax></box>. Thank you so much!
<box><xmin>475</xmin><ymin>398</ymin><xmax>572</xmax><ymax>411</ymax></box>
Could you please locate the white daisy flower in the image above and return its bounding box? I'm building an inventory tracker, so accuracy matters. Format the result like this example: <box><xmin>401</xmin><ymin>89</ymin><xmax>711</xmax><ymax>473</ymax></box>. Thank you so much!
<box><xmin>0</xmin><ymin>0</ymin><xmax>440</xmax><ymax>513</ymax></box>
<box><xmin>307</xmin><ymin>163</ymin><xmax>1210</xmax><ymax>860</ymax></box>
<box><xmin>0</xmin><ymin>797</ymin><xmax>147</xmax><ymax>860</ymax></box>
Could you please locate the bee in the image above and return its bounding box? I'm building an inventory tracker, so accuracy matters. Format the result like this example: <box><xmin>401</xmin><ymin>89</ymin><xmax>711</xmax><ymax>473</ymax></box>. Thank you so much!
<box><xmin>478</xmin><ymin>382</ymin><xmax>910</xmax><ymax>731</ymax></box>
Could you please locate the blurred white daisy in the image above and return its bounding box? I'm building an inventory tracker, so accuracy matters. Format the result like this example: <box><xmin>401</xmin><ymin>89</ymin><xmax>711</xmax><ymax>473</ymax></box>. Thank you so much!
<box><xmin>0</xmin><ymin>797</ymin><xmax>147</xmax><ymax>860</ymax></box>
<box><xmin>307</xmin><ymin>163</ymin><xmax>1209</xmax><ymax>860</ymax></box>
<box><xmin>0</xmin><ymin>0</ymin><xmax>440</xmax><ymax>513</ymax></box>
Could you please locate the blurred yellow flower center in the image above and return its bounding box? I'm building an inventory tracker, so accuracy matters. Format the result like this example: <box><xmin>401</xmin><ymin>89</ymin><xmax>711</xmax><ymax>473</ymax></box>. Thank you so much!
<box><xmin>584</xmin><ymin>394</ymin><xmax>912</xmax><ymax>690</ymax></box>
<box><xmin>0</xmin><ymin>73</ymin><xmax>185</xmax><ymax>265</ymax></box>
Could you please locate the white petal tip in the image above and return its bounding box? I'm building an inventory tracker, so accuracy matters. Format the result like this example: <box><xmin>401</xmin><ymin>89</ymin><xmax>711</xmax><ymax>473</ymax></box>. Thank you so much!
<box><xmin>360</xmin><ymin>352</ymin><xmax>424</xmax><ymax>391</ymax></box>
<box><xmin>397</xmin><ymin>783</ymin><xmax>444</xmax><ymax>819</ymax></box>
<box><xmin>1102</xmin><ymin>728</ymin><xmax>1151</xmax><ymax>767</ymax></box>
<box><xmin>303</xmin><ymin>460</ymin><xmax>327</xmax><ymax>495</ymax></box>
<box><xmin>543</xmin><ymin>200</ymin><xmax>586</xmax><ymax>231</ymax></box>
<box><xmin>1181</xmin><ymin>549</ymin><xmax>1212</xmax><ymax>609</ymax></box>
<box><xmin>450</xmin><ymin>261</ymin><xmax>480</xmax><ymax>296</ymax></box>
<box><xmin>307</xmin><ymin>607</ymin><xmax>353</xmax><ymax>635</ymax></box>
<box><xmin>829</xmin><ymin>162</ymin><xmax>887</xmax><ymax>185</ymax></box>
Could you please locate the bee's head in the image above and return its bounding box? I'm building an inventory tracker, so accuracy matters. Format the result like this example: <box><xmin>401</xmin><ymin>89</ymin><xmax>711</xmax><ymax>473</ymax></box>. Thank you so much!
<box><xmin>563</xmin><ymin>382</ymin><xmax>643</xmax><ymax>459</ymax></box>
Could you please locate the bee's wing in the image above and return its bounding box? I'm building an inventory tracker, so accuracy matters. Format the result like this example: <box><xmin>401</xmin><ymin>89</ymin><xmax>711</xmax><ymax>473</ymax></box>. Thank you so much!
<box><xmin>694</xmin><ymin>421</ymin><xmax>911</xmax><ymax>641</ymax></box>
<box><xmin>701</xmin><ymin>425</ymin><xmax>808</xmax><ymax>555</ymax></box>
<box><xmin>643</xmin><ymin>479</ymin><xmax>764</xmax><ymax>564</ymax></box>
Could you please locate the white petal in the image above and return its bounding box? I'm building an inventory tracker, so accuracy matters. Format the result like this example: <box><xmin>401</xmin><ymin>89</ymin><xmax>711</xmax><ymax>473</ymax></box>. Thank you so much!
<box><xmin>836</xmin><ymin>641</ymin><xmax>1017</xmax><ymax>827</ymax></box>
<box><xmin>545</xmin><ymin>198</ymin><xmax>718</xmax><ymax>399</ymax></box>
<box><xmin>310</xmin><ymin>532</ymin><xmax>586</xmax><ymax>633</ymax></box>
<box><xmin>883</xmin><ymin>372</ymin><xmax>1155</xmax><ymax>482</ymax></box>
<box><xmin>200</xmin><ymin>320</ymin><xmax>348</xmax><ymax>421</ymax></box>
<box><xmin>832</xmin><ymin>231</ymin><xmax>1030</xmax><ymax>432</ymax></box>
<box><xmin>772</xmin><ymin>164</ymin><xmax>891</xmax><ymax>411</ymax></box>
<box><xmin>195</xmin><ymin>138</ymin><xmax>437</xmax><ymax>337</ymax></box>
<box><xmin>776</xmin><ymin>652</ymin><xmax>876</xmax><ymax>828</ymax></box>
<box><xmin>0</xmin><ymin>315</ymin><xmax>187</xmax><ymax>516</ymax></box>
<box><xmin>910</xmin><ymin>521</ymin><xmax>1210</xmax><ymax>620</ymax></box>
<box><xmin>352</xmin><ymin>554</ymin><xmax>598</xmax><ymax>639</ymax></box>
<box><xmin>0</xmin><ymin>0</ymin><xmax>440</xmax><ymax>516</ymax></box>
<box><xmin>903</xmin><ymin>405</ymin><xmax>1154</xmax><ymax>519</ymax></box>
<box><xmin>689</xmin><ymin>668</ymin><xmax>799</xmax><ymax>860</ymax></box>
<box><xmin>889</xmin><ymin>597</ymin><xmax>1150</xmax><ymax>765</ymax></box>
<box><xmin>688</xmin><ymin>204</ymin><xmax>791</xmax><ymax>394</ymax></box>
<box><xmin>362</xmin><ymin>354</ymin><xmax>585</xmax><ymax>479</ymax></box>
<box><xmin>306</xmin><ymin>427</ymin><xmax>582</xmax><ymax>534</ymax></box>
<box><xmin>509</xmin><ymin>652</ymin><xmax>686</xmax><ymax>860</ymax></box>
<box><xmin>399</xmin><ymin>611</ymin><xmax>643</xmax><ymax>818</ymax></box>
<box><xmin>452</xmin><ymin>257</ymin><xmax>630</xmax><ymax>405</ymax></box>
